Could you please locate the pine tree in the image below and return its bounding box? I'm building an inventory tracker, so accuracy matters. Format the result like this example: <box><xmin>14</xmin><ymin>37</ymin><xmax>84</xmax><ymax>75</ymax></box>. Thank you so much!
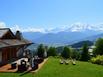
<box><xmin>80</xmin><ymin>43</ymin><xmax>90</xmax><ymax>61</ymax></box>
<box><xmin>93</xmin><ymin>38</ymin><xmax>103</xmax><ymax>56</ymax></box>
<box><xmin>37</xmin><ymin>44</ymin><xmax>45</xmax><ymax>58</ymax></box>
<box><xmin>61</xmin><ymin>46</ymin><xmax>71</xmax><ymax>59</ymax></box>
<box><xmin>47</xmin><ymin>47</ymin><xmax>57</xmax><ymax>56</ymax></box>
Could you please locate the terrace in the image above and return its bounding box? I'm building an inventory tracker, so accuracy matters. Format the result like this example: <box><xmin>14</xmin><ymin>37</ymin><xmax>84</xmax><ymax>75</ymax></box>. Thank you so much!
<box><xmin>0</xmin><ymin>58</ymin><xmax>48</xmax><ymax>73</ymax></box>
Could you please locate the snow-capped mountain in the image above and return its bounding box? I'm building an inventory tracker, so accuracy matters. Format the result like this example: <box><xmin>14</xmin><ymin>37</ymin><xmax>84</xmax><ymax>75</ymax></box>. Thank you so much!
<box><xmin>48</xmin><ymin>23</ymin><xmax>103</xmax><ymax>33</ymax></box>
<box><xmin>22</xmin><ymin>23</ymin><xmax>103</xmax><ymax>46</ymax></box>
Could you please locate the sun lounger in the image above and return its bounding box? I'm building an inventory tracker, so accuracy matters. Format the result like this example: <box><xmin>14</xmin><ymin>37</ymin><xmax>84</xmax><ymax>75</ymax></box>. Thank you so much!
<box><xmin>65</xmin><ymin>60</ymin><xmax>69</xmax><ymax>65</ymax></box>
<box><xmin>60</xmin><ymin>59</ymin><xmax>64</xmax><ymax>64</ymax></box>
<box><xmin>72</xmin><ymin>60</ymin><xmax>76</xmax><ymax>65</ymax></box>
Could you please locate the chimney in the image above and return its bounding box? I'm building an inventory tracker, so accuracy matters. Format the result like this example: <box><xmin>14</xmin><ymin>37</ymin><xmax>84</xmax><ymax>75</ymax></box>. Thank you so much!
<box><xmin>15</xmin><ymin>30</ymin><xmax>23</xmax><ymax>40</ymax></box>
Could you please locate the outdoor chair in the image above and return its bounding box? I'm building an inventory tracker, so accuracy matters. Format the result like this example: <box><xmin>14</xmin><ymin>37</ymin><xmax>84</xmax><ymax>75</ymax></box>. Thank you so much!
<box><xmin>32</xmin><ymin>63</ymin><xmax>38</xmax><ymax>70</ymax></box>
<box><xmin>17</xmin><ymin>60</ymin><xmax>28</xmax><ymax>72</ymax></box>
<box><xmin>37</xmin><ymin>58</ymin><xmax>44</xmax><ymax>64</ymax></box>
<box><xmin>11</xmin><ymin>63</ymin><xmax>17</xmax><ymax>69</ymax></box>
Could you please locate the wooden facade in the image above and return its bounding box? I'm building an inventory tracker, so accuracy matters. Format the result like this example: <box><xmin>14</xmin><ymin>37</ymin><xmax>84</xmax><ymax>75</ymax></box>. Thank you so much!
<box><xmin>0</xmin><ymin>28</ymin><xmax>32</xmax><ymax>66</ymax></box>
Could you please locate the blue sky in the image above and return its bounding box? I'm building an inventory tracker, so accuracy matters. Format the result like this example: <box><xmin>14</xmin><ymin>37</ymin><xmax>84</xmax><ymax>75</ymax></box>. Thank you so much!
<box><xmin>0</xmin><ymin>0</ymin><xmax>103</xmax><ymax>31</ymax></box>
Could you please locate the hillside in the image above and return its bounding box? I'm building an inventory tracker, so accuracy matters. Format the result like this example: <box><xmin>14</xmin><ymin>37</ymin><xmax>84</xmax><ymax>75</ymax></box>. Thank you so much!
<box><xmin>70</xmin><ymin>40</ymin><xmax>94</xmax><ymax>48</ymax></box>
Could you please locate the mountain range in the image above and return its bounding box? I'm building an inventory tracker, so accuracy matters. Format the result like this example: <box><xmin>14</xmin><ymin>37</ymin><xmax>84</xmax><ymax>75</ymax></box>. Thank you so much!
<box><xmin>22</xmin><ymin>23</ymin><xmax>103</xmax><ymax>46</ymax></box>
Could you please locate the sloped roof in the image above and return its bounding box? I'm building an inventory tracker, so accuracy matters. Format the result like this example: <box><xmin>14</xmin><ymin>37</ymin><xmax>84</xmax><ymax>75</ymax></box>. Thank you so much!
<box><xmin>0</xmin><ymin>39</ymin><xmax>32</xmax><ymax>48</ymax></box>
<box><xmin>0</xmin><ymin>28</ymin><xmax>15</xmax><ymax>39</ymax></box>
<box><xmin>0</xmin><ymin>28</ymin><xmax>33</xmax><ymax>48</ymax></box>
<box><xmin>0</xmin><ymin>28</ymin><xmax>9</xmax><ymax>38</ymax></box>
<box><xmin>0</xmin><ymin>41</ymin><xmax>8</xmax><ymax>48</ymax></box>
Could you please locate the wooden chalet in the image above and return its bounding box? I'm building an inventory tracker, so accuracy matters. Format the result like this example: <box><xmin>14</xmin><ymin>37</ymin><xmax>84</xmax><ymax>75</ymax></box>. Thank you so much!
<box><xmin>0</xmin><ymin>28</ymin><xmax>32</xmax><ymax>66</ymax></box>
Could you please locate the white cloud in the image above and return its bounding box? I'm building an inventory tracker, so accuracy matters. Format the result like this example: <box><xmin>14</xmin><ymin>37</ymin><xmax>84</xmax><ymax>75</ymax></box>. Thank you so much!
<box><xmin>0</xmin><ymin>21</ymin><xmax>6</xmax><ymax>28</ymax></box>
<box><xmin>10</xmin><ymin>25</ymin><xmax>21</xmax><ymax>32</ymax></box>
<box><xmin>1</xmin><ymin>21</ymin><xmax>103</xmax><ymax>33</ymax></box>
<box><xmin>10</xmin><ymin>25</ymin><xmax>46</xmax><ymax>33</ymax></box>
<box><xmin>22</xmin><ymin>27</ymin><xmax>46</xmax><ymax>33</ymax></box>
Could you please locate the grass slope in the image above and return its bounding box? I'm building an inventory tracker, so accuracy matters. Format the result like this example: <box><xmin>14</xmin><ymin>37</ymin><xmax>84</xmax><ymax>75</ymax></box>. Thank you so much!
<box><xmin>35</xmin><ymin>57</ymin><xmax>103</xmax><ymax>77</ymax></box>
<box><xmin>0</xmin><ymin>57</ymin><xmax>103</xmax><ymax>77</ymax></box>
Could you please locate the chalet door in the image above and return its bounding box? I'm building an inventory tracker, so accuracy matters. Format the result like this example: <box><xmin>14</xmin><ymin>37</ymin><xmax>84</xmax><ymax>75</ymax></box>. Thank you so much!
<box><xmin>0</xmin><ymin>51</ymin><xmax>2</xmax><ymax>62</ymax></box>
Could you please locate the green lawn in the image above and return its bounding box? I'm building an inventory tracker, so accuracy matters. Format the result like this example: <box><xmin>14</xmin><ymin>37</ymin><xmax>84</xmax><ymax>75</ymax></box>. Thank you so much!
<box><xmin>0</xmin><ymin>57</ymin><xmax>103</xmax><ymax>77</ymax></box>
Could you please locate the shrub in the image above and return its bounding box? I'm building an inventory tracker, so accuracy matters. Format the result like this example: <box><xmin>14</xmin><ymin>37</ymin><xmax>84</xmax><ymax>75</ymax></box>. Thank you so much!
<box><xmin>90</xmin><ymin>55</ymin><xmax>103</xmax><ymax>65</ymax></box>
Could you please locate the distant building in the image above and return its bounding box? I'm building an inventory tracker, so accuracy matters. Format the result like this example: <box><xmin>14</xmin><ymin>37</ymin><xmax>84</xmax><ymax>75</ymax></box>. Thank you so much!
<box><xmin>88</xmin><ymin>46</ymin><xmax>95</xmax><ymax>56</ymax></box>
<box><xmin>0</xmin><ymin>28</ymin><xmax>32</xmax><ymax>66</ymax></box>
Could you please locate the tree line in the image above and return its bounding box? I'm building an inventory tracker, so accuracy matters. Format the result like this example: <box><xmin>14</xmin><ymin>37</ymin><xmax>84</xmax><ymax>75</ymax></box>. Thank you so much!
<box><xmin>36</xmin><ymin>38</ymin><xmax>103</xmax><ymax>62</ymax></box>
